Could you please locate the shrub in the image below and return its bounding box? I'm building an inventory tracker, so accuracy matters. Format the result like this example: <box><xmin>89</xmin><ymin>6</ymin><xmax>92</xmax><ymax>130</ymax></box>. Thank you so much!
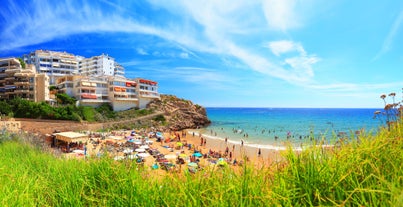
<box><xmin>153</xmin><ymin>114</ymin><xmax>166</xmax><ymax>122</ymax></box>
<box><xmin>56</xmin><ymin>93</ymin><xmax>76</xmax><ymax>105</ymax></box>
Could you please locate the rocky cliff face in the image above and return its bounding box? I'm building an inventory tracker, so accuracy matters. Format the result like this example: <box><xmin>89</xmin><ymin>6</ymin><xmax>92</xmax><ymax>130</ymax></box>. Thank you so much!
<box><xmin>147</xmin><ymin>95</ymin><xmax>211</xmax><ymax>131</ymax></box>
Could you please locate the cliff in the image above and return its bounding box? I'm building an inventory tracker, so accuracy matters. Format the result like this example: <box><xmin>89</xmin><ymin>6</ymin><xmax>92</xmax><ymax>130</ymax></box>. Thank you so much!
<box><xmin>147</xmin><ymin>95</ymin><xmax>211</xmax><ymax>131</ymax></box>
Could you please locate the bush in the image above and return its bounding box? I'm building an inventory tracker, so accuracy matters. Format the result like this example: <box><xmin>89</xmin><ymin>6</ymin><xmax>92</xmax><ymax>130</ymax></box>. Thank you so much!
<box><xmin>56</xmin><ymin>93</ymin><xmax>76</xmax><ymax>105</ymax></box>
<box><xmin>96</xmin><ymin>103</ymin><xmax>116</xmax><ymax>119</ymax></box>
<box><xmin>0</xmin><ymin>101</ymin><xmax>12</xmax><ymax>116</ymax></box>
<box><xmin>153</xmin><ymin>114</ymin><xmax>166</xmax><ymax>122</ymax></box>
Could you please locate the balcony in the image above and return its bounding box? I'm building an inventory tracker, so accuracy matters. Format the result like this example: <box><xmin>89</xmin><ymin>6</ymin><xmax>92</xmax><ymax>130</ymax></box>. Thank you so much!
<box><xmin>80</xmin><ymin>99</ymin><xmax>110</xmax><ymax>103</ymax></box>
<box><xmin>14</xmin><ymin>81</ymin><xmax>31</xmax><ymax>85</ymax></box>
<box><xmin>14</xmin><ymin>89</ymin><xmax>30</xmax><ymax>93</ymax></box>
<box><xmin>80</xmin><ymin>93</ymin><xmax>97</xmax><ymax>99</ymax></box>
<box><xmin>139</xmin><ymin>91</ymin><xmax>160</xmax><ymax>99</ymax></box>
<box><xmin>114</xmin><ymin>96</ymin><xmax>138</xmax><ymax>101</ymax></box>
<box><xmin>5</xmin><ymin>68</ymin><xmax>21</xmax><ymax>74</ymax></box>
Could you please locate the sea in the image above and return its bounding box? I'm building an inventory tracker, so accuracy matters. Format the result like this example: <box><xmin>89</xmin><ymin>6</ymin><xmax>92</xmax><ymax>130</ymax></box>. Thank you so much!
<box><xmin>197</xmin><ymin>108</ymin><xmax>383</xmax><ymax>150</ymax></box>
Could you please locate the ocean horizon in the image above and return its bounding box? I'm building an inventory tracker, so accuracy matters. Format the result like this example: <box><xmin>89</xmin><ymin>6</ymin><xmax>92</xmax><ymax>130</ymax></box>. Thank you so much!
<box><xmin>197</xmin><ymin>107</ymin><xmax>383</xmax><ymax>150</ymax></box>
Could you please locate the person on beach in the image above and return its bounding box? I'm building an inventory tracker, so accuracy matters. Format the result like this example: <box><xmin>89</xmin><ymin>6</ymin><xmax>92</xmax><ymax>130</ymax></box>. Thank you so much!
<box><xmin>200</xmin><ymin>137</ymin><xmax>203</xmax><ymax>146</ymax></box>
<box><xmin>203</xmin><ymin>139</ymin><xmax>206</xmax><ymax>146</ymax></box>
<box><xmin>258</xmin><ymin>148</ymin><xmax>261</xmax><ymax>157</ymax></box>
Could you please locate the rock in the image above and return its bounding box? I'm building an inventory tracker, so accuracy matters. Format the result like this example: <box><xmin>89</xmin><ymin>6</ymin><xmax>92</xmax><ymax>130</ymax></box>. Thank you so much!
<box><xmin>147</xmin><ymin>95</ymin><xmax>211</xmax><ymax>131</ymax></box>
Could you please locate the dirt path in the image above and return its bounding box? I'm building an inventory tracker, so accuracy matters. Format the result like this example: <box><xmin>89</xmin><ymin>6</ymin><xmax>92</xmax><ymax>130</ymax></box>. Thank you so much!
<box><xmin>16</xmin><ymin>111</ymin><xmax>165</xmax><ymax>135</ymax></box>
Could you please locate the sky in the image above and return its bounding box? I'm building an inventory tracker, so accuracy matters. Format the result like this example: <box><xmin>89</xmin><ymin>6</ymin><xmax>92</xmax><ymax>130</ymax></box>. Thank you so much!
<box><xmin>0</xmin><ymin>0</ymin><xmax>402</xmax><ymax>108</ymax></box>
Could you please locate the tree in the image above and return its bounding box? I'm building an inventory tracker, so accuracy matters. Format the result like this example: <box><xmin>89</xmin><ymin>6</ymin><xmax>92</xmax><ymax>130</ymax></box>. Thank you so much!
<box><xmin>56</xmin><ymin>93</ymin><xmax>76</xmax><ymax>105</ymax></box>
<box><xmin>17</xmin><ymin>58</ymin><xmax>26</xmax><ymax>69</ymax></box>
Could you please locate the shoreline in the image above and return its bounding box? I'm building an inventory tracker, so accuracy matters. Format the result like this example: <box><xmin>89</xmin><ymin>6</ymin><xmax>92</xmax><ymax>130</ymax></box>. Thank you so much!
<box><xmin>186</xmin><ymin>130</ymin><xmax>286</xmax><ymax>165</ymax></box>
<box><xmin>187</xmin><ymin>129</ymin><xmax>336</xmax><ymax>165</ymax></box>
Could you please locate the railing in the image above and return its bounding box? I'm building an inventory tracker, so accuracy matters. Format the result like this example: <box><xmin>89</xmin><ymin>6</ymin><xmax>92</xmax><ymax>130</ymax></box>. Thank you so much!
<box><xmin>14</xmin><ymin>81</ymin><xmax>31</xmax><ymax>85</ymax></box>
<box><xmin>14</xmin><ymin>89</ymin><xmax>30</xmax><ymax>93</ymax></box>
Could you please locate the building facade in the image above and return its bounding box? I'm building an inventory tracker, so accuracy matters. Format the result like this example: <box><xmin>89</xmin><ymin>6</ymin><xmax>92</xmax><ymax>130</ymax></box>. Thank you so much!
<box><xmin>107</xmin><ymin>76</ymin><xmax>138</xmax><ymax>111</ymax></box>
<box><xmin>78</xmin><ymin>54</ymin><xmax>124</xmax><ymax>77</ymax></box>
<box><xmin>135</xmin><ymin>78</ymin><xmax>160</xmax><ymax>109</ymax></box>
<box><xmin>2</xmin><ymin>51</ymin><xmax>159</xmax><ymax>111</ymax></box>
<box><xmin>0</xmin><ymin>58</ymin><xmax>49</xmax><ymax>102</ymax></box>
<box><xmin>56</xmin><ymin>75</ymin><xmax>110</xmax><ymax>108</ymax></box>
<box><xmin>56</xmin><ymin>75</ymin><xmax>159</xmax><ymax>111</ymax></box>
<box><xmin>24</xmin><ymin>50</ymin><xmax>78</xmax><ymax>85</ymax></box>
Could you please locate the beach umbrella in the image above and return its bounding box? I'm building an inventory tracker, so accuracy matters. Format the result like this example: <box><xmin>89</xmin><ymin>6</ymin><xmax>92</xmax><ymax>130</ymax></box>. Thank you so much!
<box><xmin>126</xmin><ymin>136</ymin><xmax>135</xmax><ymax>140</ymax></box>
<box><xmin>123</xmin><ymin>148</ymin><xmax>133</xmax><ymax>154</ymax></box>
<box><xmin>145</xmin><ymin>140</ymin><xmax>154</xmax><ymax>144</ymax></box>
<box><xmin>140</xmin><ymin>145</ymin><xmax>149</xmax><ymax>149</ymax></box>
<box><xmin>217</xmin><ymin>158</ymin><xmax>227</xmax><ymax>166</ymax></box>
<box><xmin>156</xmin><ymin>132</ymin><xmax>163</xmax><ymax>138</ymax></box>
<box><xmin>176</xmin><ymin>142</ymin><xmax>183</xmax><ymax>147</ymax></box>
<box><xmin>187</xmin><ymin>162</ymin><xmax>198</xmax><ymax>167</ymax></box>
<box><xmin>179</xmin><ymin>153</ymin><xmax>187</xmax><ymax>158</ymax></box>
<box><xmin>192</xmin><ymin>152</ymin><xmax>203</xmax><ymax>158</ymax></box>
<box><xmin>135</xmin><ymin>148</ymin><xmax>146</xmax><ymax>152</ymax></box>
<box><xmin>73</xmin><ymin>149</ymin><xmax>84</xmax><ymax>154</ymax></box>
<box><xmin>137</xmin><ymin>153</ymin><xmax>150</xmax><ymax>158</ymax></box>
<box><xmin>133</xmin><ymin>140</ymin><xmax>142</xmax><ymax>145</ymax></box>
<box><xmin>127</xmin><ymin>154</ymin><xmax>137</xmax><ymax>160</ymax></box>
<box><xmin>164</xmin><ymin>154</ymin><xmax>177</xmax><ymax>160</ymax></box>
<box><xmin>113</xmin><ymin>156</ymin><xmax>125</xmax><ymax>161</ymax></box>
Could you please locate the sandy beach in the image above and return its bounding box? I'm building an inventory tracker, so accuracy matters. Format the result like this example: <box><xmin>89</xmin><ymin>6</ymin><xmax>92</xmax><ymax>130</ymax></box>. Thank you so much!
<box><xmin>186</xmin><ymin>130</ymin><xmax>286</xmax><ymax>166</ymax></box>
<box><xmin>59</xmin><ymin>127</ymin><xmax>291</xmax><ymax>172</ymax></box>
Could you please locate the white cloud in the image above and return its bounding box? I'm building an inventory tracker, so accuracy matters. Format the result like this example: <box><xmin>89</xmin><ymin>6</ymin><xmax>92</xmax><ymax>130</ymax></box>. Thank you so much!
<box><xmin>179</xmin><ymin>52</ymin><xmax>189</xmax><ymax>59</ymax></box>
<box><xmin>262</xmin><ymin>0</ymin><xmax>300</xmax><ymax>31</ymax></box>
<box><xmin>285</xmin><ymin>56</ymin><xmax>317</xmax><ymax>78</ymax></box>
<box><xmin>373</xmin><ymin>10</ymin><xmax>403</xmax><ymax>61</ymax></box>
<box><xmin>136</xmin><ymin>48</ymin><xmax>148</xmax><ymax>55</ymax></box>
<box><xmin>266</xmin><ymin>40</ymin><xmax>319</xmax><ymax>81</ymax></box>
<box><xmin>0</xmin><ymin>0</ymin><xmax>319</xmax><ymax>85</ymax></box>
<box><xmin>268</xmin><ymin>40</ymin><xmax>305</xmax><ymax>56</ymax></box>
<box><xmin>307</xmin><ymin>82</ymin><xmax>403</xmax><ymax>93</ymax></box>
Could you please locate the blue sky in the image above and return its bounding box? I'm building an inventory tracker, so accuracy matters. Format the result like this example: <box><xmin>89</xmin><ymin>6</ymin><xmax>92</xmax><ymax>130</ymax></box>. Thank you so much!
<box><xmin>1</xmin><ymin>0</ymin><xmax>402</xmax><ymax>108</ymax></box>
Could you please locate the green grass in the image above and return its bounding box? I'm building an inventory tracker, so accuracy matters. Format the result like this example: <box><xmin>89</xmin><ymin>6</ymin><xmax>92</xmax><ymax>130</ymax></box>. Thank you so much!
<box><xmin>2</xmin><ymin>121</ymin><xmax>403</xmax><ymax>206</ymax></box>
<box><xmin>272</xmin><ymin>122</ymin><xmax>403</xmax><ymax>206</ymax></box>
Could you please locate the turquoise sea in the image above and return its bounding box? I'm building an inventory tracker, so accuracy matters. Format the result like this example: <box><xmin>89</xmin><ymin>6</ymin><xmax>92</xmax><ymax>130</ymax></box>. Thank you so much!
<box><xmin>198</xmin><ymin>108</ymin><xmax>383</xmax><ymax>150</ymax></box>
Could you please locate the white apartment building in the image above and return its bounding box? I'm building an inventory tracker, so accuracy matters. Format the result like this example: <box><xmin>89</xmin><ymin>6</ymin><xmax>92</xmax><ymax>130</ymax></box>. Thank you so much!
<box><xmin>107</xmin><ymin>76</ymin><xmax>138</xmax><ymax>111</ymax></box>
<box><xmin>24</xmin><ymin>50</ymin><xmax>78</xmax><ymax>85</ymax></box>
<box><xmin>56</xmin><ymin>75</ymin><xmax>110</xmax><ymax>108</ymax></box>
<box><xmin>56</xmin><ymin>75</ymin><xmax>159</xmax><ymax>111</ymax></box>
<box><xmin>78</xmin><ymin>54</ymin><xmax>124</xmax><ymax>77</ymax></box>
<box><xmin>114</xmin><ymin>63</ymin><xmax>125</xmax><ymax>77</ymax></box>
<box><xmin>135</xmin><ymin>78</ymin><xmax>160</xmax><ymax>109</ymax></box>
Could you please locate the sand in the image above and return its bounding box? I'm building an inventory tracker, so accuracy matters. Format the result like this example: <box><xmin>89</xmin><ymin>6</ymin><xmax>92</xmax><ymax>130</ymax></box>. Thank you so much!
<box><xmin>185</xmin><ymin>130</ymin><xmax>286</xmax><ymax>166</ymax></box>
<box><xmin>61</xmin><ymin>128</ymin><xmax>289</xmax><ymax>171</ymax></box>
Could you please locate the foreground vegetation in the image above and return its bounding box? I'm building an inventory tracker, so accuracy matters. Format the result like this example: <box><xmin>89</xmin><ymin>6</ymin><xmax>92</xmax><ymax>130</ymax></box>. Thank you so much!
<box><xmin>1</xmin><ymin>121</ymin><xmax>403</xmax><ymax>206</ymax></box>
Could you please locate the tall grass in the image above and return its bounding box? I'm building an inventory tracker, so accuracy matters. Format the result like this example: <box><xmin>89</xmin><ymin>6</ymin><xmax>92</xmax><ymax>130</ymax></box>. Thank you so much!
<box><xmin>1</xmin><ymin>121</ymin><xmax>403</xmax><ymax>206</ymax></box>
<box><xmin>0</xmin><ymin>135</ymin><xmax>273</xmax><ymax>206</ymax></box>
<box><xmin>272</xmin><ymin>121</ymin><xmax>403</xmax><ymax>206</ymax></box>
